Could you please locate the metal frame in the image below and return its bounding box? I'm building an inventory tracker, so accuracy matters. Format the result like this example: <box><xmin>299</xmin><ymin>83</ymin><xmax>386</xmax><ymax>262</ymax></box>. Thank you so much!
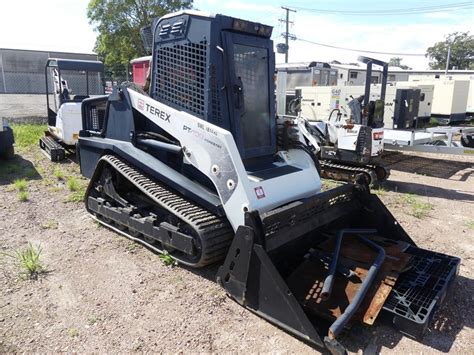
<box><xmin>45</xmin><ymin>58</ymin><xmax>105</xmax><ymax>120</ymax></box>
<box><xmin>384</xmin><ymin>126</ymin><xmax>474</xmax><ymax>155</ymax></box>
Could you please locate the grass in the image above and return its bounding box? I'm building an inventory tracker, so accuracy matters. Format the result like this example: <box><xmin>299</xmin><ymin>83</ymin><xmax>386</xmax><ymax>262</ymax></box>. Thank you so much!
<box><xmin>67</xmin><ymin>190</ymin><xmax>85</xmax><ymax>203</ymax></box>
<box><xmin>11</xmin><ymin>124</ymin><xmax>46</xmax><ymax>148</ymax></box>
<box><xmin>53</xmin><ymin>168</ymin><xmax>65</xmax><ymax>180</ymax></box>
<box><xmin>321</xmin><ymin>179</ymin><xmax>341</xmax><ymax>191</ymax></box>
<box><xmin>3</xmin><ymin>242</ymin><xmax>45</xmax><ymax>279</ymax></box>
<box><xmin>13</xmin><ymin>179</ymin><xmax>27</xmax><ymax>192</ymax></box>
<box><xmin>87</xmin><ymin>315</ymin><xmax>98</xmax><ymax>325</ymax></box>
<box><xmin>466</xmin><ymin>220</ymin><xmax>474</xmax><ymax>230</ymax></box>
<box><xmin>159</xmin><ymin>251</ymin><xmax>178</xmax><ymax>267</ymax></box>
<box><xmin>18</xmin><ymin>191</ymin><xmax>29</xmax><ymax>202</ymax></box>
<box><xmin>67</xmin><ymin>176</ymin><xmax>80</xmax><ymax>191</ymax></box>
<box><xmin>402</xmin><ymin>193</ymin><xmax>433</xmax><ymax>219</ymax></box>
<box><xmin>41</xmin><ymin>220</ymin><xmax>59</xmax><ymax>229</ymax></box>
<box><xmin>65</xmin><ymin>176</ymin><xmax>87</xmax><ymax>202</ymax></box>
<box><xmin>372</xmin><ymin>186</ymin><xmax>386</xmax><ymax>196</ymax></box>
<box><xmin>68</xmin><ymin>328</ymin><xmax>79</xmax><ymax>337</ymax></box>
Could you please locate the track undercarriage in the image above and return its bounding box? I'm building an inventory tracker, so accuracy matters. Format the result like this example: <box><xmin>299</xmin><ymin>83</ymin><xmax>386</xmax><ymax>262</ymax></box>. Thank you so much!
<box><xmin>320</xmin><ymin>160</ymin><xmax>389</xmax><ymax>186</ymax></box>
<box><xmin>86</xmin><ymin>155</ymin><xmax>233</xmax><ymax>267</ymax></box>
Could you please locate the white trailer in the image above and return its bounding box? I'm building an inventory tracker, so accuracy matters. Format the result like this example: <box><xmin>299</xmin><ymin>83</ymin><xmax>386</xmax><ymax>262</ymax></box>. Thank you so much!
<box><xmin>384</xmin><ymin>126</ymin><xmax>474</xmax><ymax>155</ymax></box>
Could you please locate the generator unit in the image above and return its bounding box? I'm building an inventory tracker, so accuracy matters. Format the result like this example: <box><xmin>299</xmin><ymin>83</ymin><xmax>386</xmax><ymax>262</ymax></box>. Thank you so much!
<box><xmin>276</xmin><ymin>62</ymin><xmax>338</xmax><ymax>115</ymax></box>
<box><xmin>409</xmin><ymin>77</ymin><xmax>469</xmax><ymax>123</ymax></box>
<box><xmin>300</xmin><ymin>84</ymin><xmax>423</xmax><ymax>130</ymax></box>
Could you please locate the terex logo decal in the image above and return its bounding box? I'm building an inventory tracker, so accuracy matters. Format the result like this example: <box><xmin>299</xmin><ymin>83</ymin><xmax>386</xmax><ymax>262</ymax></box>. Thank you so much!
<box><xmin>137</xmin><ymin>98</ymin><xmax>171</xmax><ymax>123</ymax></box>
<box><xmin>254</xmin><ymin>186</ymin><xmax>266</xmax><ymax>199</ymax></box>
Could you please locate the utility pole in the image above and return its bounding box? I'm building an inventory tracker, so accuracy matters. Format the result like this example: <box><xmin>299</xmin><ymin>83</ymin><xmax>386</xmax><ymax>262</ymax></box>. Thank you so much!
<box><xmin>280</xmin><ymin>6</ymin><xmax>296</xmax><ymax>63</ymax></box>
<box><xmin>445</xmin><ymin>45</ymin><xmax>451</xmax><ymax>76</ymax></box>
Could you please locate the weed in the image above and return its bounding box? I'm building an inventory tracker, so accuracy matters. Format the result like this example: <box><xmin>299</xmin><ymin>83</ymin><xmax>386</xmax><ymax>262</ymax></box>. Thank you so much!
<box><xmin>18</xmin><ymin>191</ymin><xmax>29</xmax><ymax>202</ymax></box>
<box><xmin>402</xmin><ymin>193</ymin><xmax>417</xmax><ymax>204</ymax></box>
<box><xmin>87</xmin><ymin>315</ymin><xmax>97</xmax><ymax>325</ymax></box>
<box><xmin>125</xmin><ymin>241</ymin><xmax>139</xmax><ymax>252</ymax></box>
<box><xmin>67</xmin><ymin>176</ymin><xmax>80</xmax><ymax>191</ymax></box>
<box><xmin>321</xmin><ymin>179</ymin><xmax>340</xmax><ymax>190</ymax></box>
<box><xmin>466</xmin><ymin>220</ymin><xmax>474</xmax><ymax>230</ymax></box>
<box><xmin>372</xmin><ymin>186</ymin><xmax>386</xmax><ymax>196</ymax></box>
<box><xmin>11</xmin><ymin>124</ymin><xmax>46</xmax><ymax>148</ymax></box>
<box><xmin>132</xmin><ymin>338</ymin><xmax>144</xmax><ymax>351</ymax></box>
<box><xmin>4</xmin><ymin>242</ymin><xmax>45</xmax><ymax>279</ymax></box>
<box><xmin>159</xmin><ymin>251</ymin><xmax>178</xmax><ymax>267</ymax></box>
<box><xmin>13</xmin><ymin>179</ymin><xmax>27</xmax><ymax>192</ymax></box>
<box><xmin>53</xmin><ymin>168</ymin><xmax>65</xmax><ymax>180</ymax></box>
<box><xmin>68</xmin><ymin>328</ymin><xmax>79</xmax><ymax>337</ymax></box>
<box><xmin>67</xmin><ymin>190</ymin><xmax>85</xmax><ymax>203</ymax></box>
<box><xmin>41</xmin><ymin>220</ymin><xmax>58</xmax><ymax>229</ymax></box>
<box><xmin>48</xmin><ymin>186</ymin><xmax>63</xmax><ymax>193</ymax></box>
<box><xmin>402</xmin><ymin>193</ymin><xmax>433</xmax><ymax>219</ymax></box>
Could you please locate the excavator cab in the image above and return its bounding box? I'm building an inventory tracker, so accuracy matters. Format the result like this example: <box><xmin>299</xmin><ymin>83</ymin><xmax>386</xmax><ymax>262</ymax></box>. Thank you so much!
<box><xmin>79</xmin><ymin>12</ymin><xmax>459</xmax><ymax>354</ymax></box>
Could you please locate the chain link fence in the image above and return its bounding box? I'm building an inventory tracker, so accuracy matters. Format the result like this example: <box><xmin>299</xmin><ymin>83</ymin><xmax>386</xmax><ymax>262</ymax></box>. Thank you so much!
<box><xmin>0</xmin><ymin>49</ymin><xmax>100</xmax><ymax>94</ymax></box>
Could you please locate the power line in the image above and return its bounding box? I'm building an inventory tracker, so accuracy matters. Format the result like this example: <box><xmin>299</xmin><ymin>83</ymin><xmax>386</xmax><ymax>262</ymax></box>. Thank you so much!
<box><xmin>296</xmin><ymin>38</ymin><xmax>426</xmax><ymax>56</ymax></box>
<box><xmin>289</xmin><ymin>2</ymin><xmax>474</xmax><ymax>16</ymax></box>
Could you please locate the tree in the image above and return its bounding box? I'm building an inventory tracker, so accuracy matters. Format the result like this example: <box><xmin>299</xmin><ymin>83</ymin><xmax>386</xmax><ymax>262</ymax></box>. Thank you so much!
<box><xmin>87</xmin><ymin>0</ymin><xmax>192</xmax><ymax>78</ymax></box>
<box><xmin>388</xmin><ymin>57</ymin><xmax>411</xmax><ymax>70</ymax></box>
<box><xmin>426</xmin><ymin>32</ymin><xmax>474</xmax><ymax>70</ymax></box>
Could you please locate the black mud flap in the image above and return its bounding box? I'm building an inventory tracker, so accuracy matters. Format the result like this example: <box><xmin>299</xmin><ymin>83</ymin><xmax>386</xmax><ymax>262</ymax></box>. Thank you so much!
<box><xmin>217</xmin><ymin>184</ymin><xmax>417</xmax><ymax>352</ymax></box>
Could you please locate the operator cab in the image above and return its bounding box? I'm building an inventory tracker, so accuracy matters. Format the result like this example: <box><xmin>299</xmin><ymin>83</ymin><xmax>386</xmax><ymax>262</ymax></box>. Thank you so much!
<box><xmin>147</xmin><ymin>12</ymin><xmax>280</xmax><ymax>172</ymax></box>
<box><xmin>45</xmin><ymin>58</ymin><xmax>105</xmax><ymax>129</ymax></box>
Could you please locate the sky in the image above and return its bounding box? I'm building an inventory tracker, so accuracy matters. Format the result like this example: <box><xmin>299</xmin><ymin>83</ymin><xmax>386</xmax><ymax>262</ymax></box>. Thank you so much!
<box><xmin>0</xmin><ymin>0</ymin><xmax>472</xmax><ymax>69</ymax></box>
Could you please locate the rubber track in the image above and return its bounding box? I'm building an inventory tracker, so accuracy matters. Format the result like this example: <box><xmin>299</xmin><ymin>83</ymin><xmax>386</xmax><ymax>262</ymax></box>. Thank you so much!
<box><xmin>320</xmin><ymin>160</ymin><xmax>381</xmax><ymax>184</ymax></box>
<box><xmin>93</xmin><ymin>155</ymin><xmax>234</xmax><ymax>267</ymax></box>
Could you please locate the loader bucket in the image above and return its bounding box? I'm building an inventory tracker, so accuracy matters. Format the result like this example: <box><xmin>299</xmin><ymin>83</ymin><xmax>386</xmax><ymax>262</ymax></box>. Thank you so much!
<box><xmin>217</xmin><ymin>184</ymin><xmax>459</xmax><ymax>353</ymax></box>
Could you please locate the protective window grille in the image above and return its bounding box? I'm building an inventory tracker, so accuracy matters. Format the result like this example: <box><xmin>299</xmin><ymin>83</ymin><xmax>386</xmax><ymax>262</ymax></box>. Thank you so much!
<box><xmin>153</xmin><ymin>41</ymin><xmax>207</xmax><ymax>117</ymax></box>
<box><xmin>91</xmin><ymin>106</ymin><xmax>100</xmax><ymax>130</ymax></box>
<box><xmin>60</xmin><ymin>70</ymin><xmax>104</xmax><ymax>97</ymax></box>
<box><xmin>210</xmin><ymin>64</ymin><xmax>221</xmax><ymax>122</ymax></box>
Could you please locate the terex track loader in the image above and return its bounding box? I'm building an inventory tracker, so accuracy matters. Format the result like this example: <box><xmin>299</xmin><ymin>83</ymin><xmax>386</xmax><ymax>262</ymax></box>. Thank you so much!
<box><xmin>40</xmin><ymin>58</ymin><xmax>105</xmax><ymax>161</ymax></box>
<box><xmin>78</xmin><ymin>11</ymin><xmax>459</xmax><ymax>353</ymax></box>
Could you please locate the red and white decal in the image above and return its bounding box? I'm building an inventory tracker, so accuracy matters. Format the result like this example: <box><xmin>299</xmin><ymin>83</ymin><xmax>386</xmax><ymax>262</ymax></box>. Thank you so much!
<box><xmin>373</xmin><ymin>131</ymin><xmax>384</xmax><ymax>140</ymax></box>
<box><xmin>137</xmin><ymin>98</ymin><xmax>145</xmax><ymax>111</ymax></box>
<box><xmin>254</xmin><ymin>186</ymin><xmax>266</xmax><ymax>199</ymax></box>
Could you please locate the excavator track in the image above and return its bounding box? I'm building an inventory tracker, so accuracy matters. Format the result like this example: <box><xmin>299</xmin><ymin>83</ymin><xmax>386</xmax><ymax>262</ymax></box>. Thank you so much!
<box><xmin>320</xmin><ymin>160</ymin><xmax>389</xmax><ymax>186</ymax></box>
<box><xmin>86</xmin><ymin>154</ymin><xmax>234</xmax><ymax>267</ymax></box>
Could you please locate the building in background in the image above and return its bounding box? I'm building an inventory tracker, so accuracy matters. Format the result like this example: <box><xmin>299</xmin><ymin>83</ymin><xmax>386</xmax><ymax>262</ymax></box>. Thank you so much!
<box><xmin>0</xmin><ymin>48</ymin><xmax>98</xmax><ymax>94</ymax></box>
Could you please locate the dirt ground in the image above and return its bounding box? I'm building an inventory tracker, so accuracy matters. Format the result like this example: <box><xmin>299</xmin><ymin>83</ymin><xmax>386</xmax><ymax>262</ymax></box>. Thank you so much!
<box><xmin>0</xmin><ymin>144</ymin><xmax>473</xmax><ymax>354</ymax></box>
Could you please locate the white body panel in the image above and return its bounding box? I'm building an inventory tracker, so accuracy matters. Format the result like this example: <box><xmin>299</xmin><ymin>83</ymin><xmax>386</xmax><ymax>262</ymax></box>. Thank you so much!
<box><xmin>408</xmin><ymin>77</ymin><xmax>469</xmax><ymax>116</ymax></box>
<box><xmin>49</xmin><ymin>102</ymin><xmax>82</xmax><ymax>145</ymax></box>
<box><xmin>128</xmin><ymin>89</ymin><xmax>321</xmax><ymax>230</ymax></box>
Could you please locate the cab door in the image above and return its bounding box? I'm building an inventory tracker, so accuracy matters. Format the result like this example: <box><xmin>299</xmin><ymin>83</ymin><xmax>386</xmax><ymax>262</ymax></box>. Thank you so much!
<box><xmin>223</xmin><ymin>32</ymin><xmax>276</xmax><ymax>160</ymax></box>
